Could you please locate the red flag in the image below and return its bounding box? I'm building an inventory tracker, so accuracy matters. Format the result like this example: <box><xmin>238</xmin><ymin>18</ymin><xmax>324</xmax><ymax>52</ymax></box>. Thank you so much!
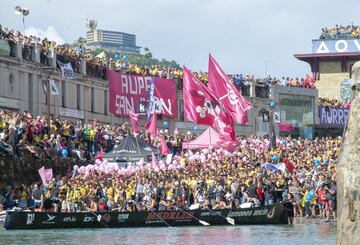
<box><xmin>284</xmin><ymin>158</ymin><xmax>295</xmax><ymax>174</ymax></box>
<box><xmin>276</xmin><ymin>123</ymin><xmax>293</xmax><ymax>133</ymax></box>
<box><xmin>160</xmin><ymin>136</ymin><xmax>170</xmax><ymax>156</ymax></box>
<box><xmin>96</xmin><ymin>147</ymin><xmax>103</xmax><ymax>161</ymax></box>
<box><xmin>129</xmin><ymin>110</ymin><xmax>141</xmax><ymax>133</ymax></box>
<box><xmin>182</xmin><ymin>66</ymin><xmax>235</xmax><ymax>141</ymax></box>
<box><xmin>208</xmin><ymin>54</ymin><xmax>252</xmax><ymax>125</ymax></box>
<box><xmin>145</xmin><ymin>113</ymin><xmax>158</xmax><ymax>136</ymax></box>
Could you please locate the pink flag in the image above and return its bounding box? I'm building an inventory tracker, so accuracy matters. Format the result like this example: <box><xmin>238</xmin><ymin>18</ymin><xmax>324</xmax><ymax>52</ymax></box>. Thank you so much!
<box><xmin>38</xmin><ymin>166</ymin><xmax>53</xmax><ymax>185</ymax></box>
<box><xmin>129</xmin><ymin>110</ymin><xmax>141</xmax><ymax>133</ymax></box>
<box><xmin>145</xmin><ymin>113</ymin><xmax>158</xmax><ymax>136</ymax></box>
<box><xmin>96</xmin><ymin>147</ymin><xmax>103</xmax><ymax>161</ymax></box>
<box><xmin>208</xmin><ymin>54</ymin><xmax>252</xmax><ymax>125</ymax></box>
<box><xmin>151</xmin><ymin>152</ymin><xmax>158</xmax><ymax>167</ymax></box>
<box><xmin>276</xmin><ymin>123</ymin><xmax>294</xmax><ymax>133</ymax></box>
<box><xmin>160</xmin><ymin>136</ymin><xmax>170</xmax><ymax>156</ymax></box>
<box><xmin>182</xmin><ymin>66</ymin><xmax>235</xmax><ymax>141</ymax></box>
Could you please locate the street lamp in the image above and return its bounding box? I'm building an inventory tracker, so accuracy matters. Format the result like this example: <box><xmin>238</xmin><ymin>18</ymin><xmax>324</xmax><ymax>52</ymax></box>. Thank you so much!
<box><xmin>14</xmin><ymin>6</ymin><xmax>30</xmax><ymax>35</ymax></box>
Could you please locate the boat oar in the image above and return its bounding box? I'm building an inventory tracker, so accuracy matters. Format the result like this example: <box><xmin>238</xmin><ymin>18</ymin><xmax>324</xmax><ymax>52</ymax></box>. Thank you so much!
<box><xmin>130</xmin><ymin>200</ymin><xmax>172</xmax><ymax>228</ymax></box>
<box><xmin>160</xmin><ymin>201</ymin><xmax>210</xmax><ymax>226</ymax></box>
<box><xmin>205</xmin><ymin>208</ymin><xmax>235</xmax><ymax>226</ymax></box>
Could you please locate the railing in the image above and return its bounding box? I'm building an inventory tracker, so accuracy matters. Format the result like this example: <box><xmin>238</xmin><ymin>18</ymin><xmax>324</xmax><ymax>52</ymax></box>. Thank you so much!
<box><xmin>255</xmin><ymin>84</ymin><xmax>270</xmax><ymax>98</ymax></box>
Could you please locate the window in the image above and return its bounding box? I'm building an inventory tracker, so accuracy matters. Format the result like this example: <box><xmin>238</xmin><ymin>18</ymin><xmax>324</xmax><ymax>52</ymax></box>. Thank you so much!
<box><xmin>76</xmin><ymin>84</ymin><xmax>81</xmax><ymax>110</ymax></box>
<box><xmin>104</xmin><ymin>90</ymin><xmax>108</xmax><ymax>115</ymax></box>
<box><xmin>62</xmin><ymin>81</ymin><xmax>66</xmax><ymax>108</ymax></box>
<box><xmin>91</xmin><ymin>87</ymin><xmax>95</xmax><ymax>112</ymax></box>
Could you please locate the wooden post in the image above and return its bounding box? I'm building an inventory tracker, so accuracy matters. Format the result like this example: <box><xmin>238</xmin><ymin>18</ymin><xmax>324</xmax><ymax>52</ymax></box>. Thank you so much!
<box><xmin>337</xmin><ymin>61</ymin><xmax>360</xmax><ymax>245</ymax></box>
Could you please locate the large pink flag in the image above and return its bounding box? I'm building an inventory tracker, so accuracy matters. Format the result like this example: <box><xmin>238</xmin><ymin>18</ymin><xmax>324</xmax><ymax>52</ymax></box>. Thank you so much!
<box><xmin>129</xmin><ymin>110</ymin><xmax>141</xmax><ymax>133</ymax></box>
<box><xmin>183</xmin><ymin>66</ymin><xmax>235</xmax><ymax>141</ymax></box>
<box><xmin>160</xmin><ymin>136</ymin><xmax>170</xmax><ymax>156</ymax></box>
<box><xmin>151</xmin><ymin>152</ymin><xmax>158</xmax><ymax>168</ymax></box>
<box><xmin>145</xmin><ymin>113</ymin><xmax>158</xmax><ymax>136</ymax></box>
<box><xmin>208</xmin><ymin>54</ymin><xmax>252</xmax><ymax>125</ymax></box>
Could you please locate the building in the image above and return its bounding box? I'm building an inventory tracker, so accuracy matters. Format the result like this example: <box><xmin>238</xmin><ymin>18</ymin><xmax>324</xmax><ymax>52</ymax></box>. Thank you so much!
<box><xmin>85</xmin><ymin>19</ymin><xmax>141</xmax><ymax>54</ymax></box>
<box><xmin>0</xmin><ymin>39</ymin><xmax>323</xmax><ymax>138</ymax></box>
<box><xmin>294</xmin><ymin>38</ymin><xmax>359</xmax><ymax>100</ymax></box>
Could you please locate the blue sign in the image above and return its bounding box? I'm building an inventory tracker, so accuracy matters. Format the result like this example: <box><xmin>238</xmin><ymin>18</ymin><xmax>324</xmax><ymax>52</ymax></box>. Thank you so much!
<box><xmin>312</xmin><ymin>39</ymin><xmax>360</xmax><ymax>53</ymax></box>
<box><xmin>319</xmin><ymin>107</ymin><xmax>349</xmax><ymax>127</ymax></box>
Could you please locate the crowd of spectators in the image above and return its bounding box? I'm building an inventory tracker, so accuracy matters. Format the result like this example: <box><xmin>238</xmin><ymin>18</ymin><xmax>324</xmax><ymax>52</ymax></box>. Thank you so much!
<box><xmin>320</xmin><ymin>24</ymin><xmax>360</xmax><ymax>39</ymax></box>
<box><xmin>318</xmin><ymin>97</ymin><xmax>351</xmax><ymax>109</ymax></box>
<box><xmin>0</xmin><ymin>24</ymin><xmax>316</xmax><ymax>98</ymax></box>
<box><xmin>0</xmin><ymin>108</ymin><xmax>339</xmax><ymax>222</ymax></box>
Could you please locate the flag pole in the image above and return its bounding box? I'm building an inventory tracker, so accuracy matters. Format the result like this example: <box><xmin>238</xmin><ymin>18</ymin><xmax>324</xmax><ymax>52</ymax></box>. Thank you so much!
<box><xmin>209</xmin><ymin>127</ymin><xmax>212</xmax><ymax>145</ymax></box>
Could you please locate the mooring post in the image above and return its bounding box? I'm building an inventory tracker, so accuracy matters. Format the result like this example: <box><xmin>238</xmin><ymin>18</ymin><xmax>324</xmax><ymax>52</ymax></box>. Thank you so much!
<box><xmin>337</xmin><ymin>61</ymin><xmax>360</xmax><ymax>245</ymax></box>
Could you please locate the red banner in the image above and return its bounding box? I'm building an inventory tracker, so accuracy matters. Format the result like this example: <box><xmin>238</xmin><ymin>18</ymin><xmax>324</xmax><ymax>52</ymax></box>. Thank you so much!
<box><xmin>108</xmin><ymin>70</ymin><xmax>178</xmax><ymax>118</ymax></box>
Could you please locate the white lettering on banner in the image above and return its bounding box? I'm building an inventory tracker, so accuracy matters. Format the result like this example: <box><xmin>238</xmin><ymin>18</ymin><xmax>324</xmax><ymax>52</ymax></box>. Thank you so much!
<box><xmin>117</xmin><ymin>214</ymin><xmax>129</xmax><ymax>222</ymax></box>
<box><xmin>83</xmin><ymin>216</ymin><xmax>95</xmax><ymax>223</ymax></box>
<box><xmin>338</xmin><ymin>109</ymin><xmax>344</xmax><ymax>125</ymax></box>
<box><xmin>335</xmin><ymin>40</ymin><xmax>348</xmax><ymax>52</ymax></box>
<box><xmin>42</xmin><ymin>214</ymin><xmax>56</xmax><ymax>224</ymax></box>
<box><xmin>316</xmin><ymin>41</ymin><xmax>330</xmax><ymax>53</ymax></box>
<box><xmin>332</xmin><ymin>109</ymin><xmax>338</xmax><ymax>124</ymax></box>
<box><xmin>63</xmin><ymin>216</ymin><xmax>77</xmax><ymax>223</ymax></box>
<box><xmin>227</xmin><ymin>209</ymin><xmax>268</xmax><ymax>217</ymax></box>
<box><xmin>26</xmin><ymin>213</ymin><xmax>35</xmax><ymax>225</ymax></box>
<box><xmin>120</xmin><ymin>75</ymin><xmax>151</xmax><ymax>95</ymax></box>
<box><xmin>355</xmin><ymin>40</ymin><xmax>360</xmax><ymax>51</ymax></box>
<box><xmin>151</xmin><ymin>97</ymin><xmax>173</xmax><ymax>115</ymax></box>
<box><xmin>115</xmin><ymin>95</ymin><xmax>134</xmax><ymax>115</ymax></box>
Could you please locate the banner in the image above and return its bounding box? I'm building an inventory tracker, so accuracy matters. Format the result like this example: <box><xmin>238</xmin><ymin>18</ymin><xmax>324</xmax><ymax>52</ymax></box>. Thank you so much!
<box><xmin>38</xmin><ymin>166</ymin><xmax>53</xmax><ymax>185</ymax></box>
<box><xmin>49</xmin><ymin>80</ymin><xmax>59</xmax><ymax>95</ymax></box>
<box><xmin>0</xmin><ymin>39</ymin><xmax>10</xmax><ymax>56</ymax></box>
<box><xmin>108</xmin><ymin>70</ymin><xmax>178</xmax><ymax>117</ymax></box>
<box><xmin>57</xmin><ymin>61</ymin><xmax>75</xmax><ymax>79</ymax></box>
<box><xmin>319</xmin><ymin>106</ymin><xmax>349</xmax><ymax>127</ymax></box>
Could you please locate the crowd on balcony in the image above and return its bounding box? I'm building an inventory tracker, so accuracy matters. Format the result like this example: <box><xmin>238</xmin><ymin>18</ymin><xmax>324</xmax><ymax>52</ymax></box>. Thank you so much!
<box><xmin>320</xmin><ymin>24</ymin><xmax>360</xmax><ymax>40</ymax></box>
<box><xmin>318</xmin><ymin>98</ymin><xmax>351</xmax><ymax>109</ymax></box>
<box><xmin>0</xmin><ymin>24</ymin><xmax>315</xmax><ymax>100</ymax></box>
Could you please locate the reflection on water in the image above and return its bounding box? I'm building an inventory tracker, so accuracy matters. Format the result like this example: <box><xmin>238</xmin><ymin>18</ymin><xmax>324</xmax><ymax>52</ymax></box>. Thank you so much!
<box><xmin>1</xmin><ymin>220</ymin><xmax>336</xmax><ymax>245</ymax></box>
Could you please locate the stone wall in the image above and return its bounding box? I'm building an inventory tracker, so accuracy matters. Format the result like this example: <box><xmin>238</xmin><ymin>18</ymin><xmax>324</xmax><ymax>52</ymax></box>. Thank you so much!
<box><xmin>317</xmin><ymin>72</ymin><xmax>349</xmax><ymax>99</ymax></box>
<box><xmin>337</xmin><ymin>62</ymin><xmax>360</xmax><ymax>245</ymax></box>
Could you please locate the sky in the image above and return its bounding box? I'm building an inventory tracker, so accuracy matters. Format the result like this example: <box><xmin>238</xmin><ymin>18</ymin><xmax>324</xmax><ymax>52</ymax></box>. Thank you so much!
<box><xmin>1</xmin><ymin>0</ymin><xmax>360</xmax><ymax>78</ymax></box>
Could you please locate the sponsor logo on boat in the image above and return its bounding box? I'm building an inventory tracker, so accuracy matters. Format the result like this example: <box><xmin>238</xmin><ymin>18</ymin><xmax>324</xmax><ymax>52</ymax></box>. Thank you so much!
<box><xmin>42</xmin><ymin>214</ymin><xmax>56</xmax><ymax>224</ymax></box>
<box><xmin>200</xmin><ymin>211</ymin><xmax>222</xmax><ymax>217</ymax></box>
<box><xmin>98</xmin><ymin>214</ymin><xmax>111</xmax><ymax>223</ymax></box>
<box><xmin>147</xmin><ymin>211</ymin><xmax>194</xmax><ymax>221</ymax></box>
<box><xmin>26</xmin><ymin>213</ymin><xmax>35</xmax><ymax>225</ymax></box>
<box><xmin>227</xmin><ymin>209</ymin><xmax>268</xmax><ymax>218</ymax></box>
<box><xmin>83</xmin><ymin>216</ymin><xmax>95</xmax><ymax>223</ymax></box>
<box><xmin>117</xmin><ymin>214</ymin><xmax>129</xmax><ymax>223</ymax></box>
<box><xmin>63</xmin><ymin>216</ymin><xmax>77</xmax><ymax>223</ymax></box>
<box><xmin>267</xmin><ymin>207</ymin><xmax>275</xmax><ymax>219</ymax></box>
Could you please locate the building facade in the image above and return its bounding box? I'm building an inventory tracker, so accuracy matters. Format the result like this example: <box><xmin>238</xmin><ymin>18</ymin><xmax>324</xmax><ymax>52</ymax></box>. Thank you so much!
<box><xmin>295</xmin><ymin>38</ymin><xmax>359</xmax><ymax>100</ymax></box>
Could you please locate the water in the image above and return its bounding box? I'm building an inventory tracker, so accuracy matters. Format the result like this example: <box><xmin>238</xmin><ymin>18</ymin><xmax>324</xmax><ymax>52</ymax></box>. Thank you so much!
<box><xmin>1</xmin><ymin>220</ymin><xmax>336</xmax><ymax>245</ymax></box>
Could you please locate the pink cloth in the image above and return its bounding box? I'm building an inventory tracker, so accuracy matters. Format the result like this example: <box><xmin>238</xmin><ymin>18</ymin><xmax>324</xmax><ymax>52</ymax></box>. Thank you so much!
<box><xmin>38</xmin><ymin>166</ymin><xmax>53</xmax><ymax>185</ymax></box>
<box><xmin>151</xmin><ymin>152</ymin><xmax>158</xmax><ymax>167</ymax></box>
<box><xmin>96</xmin><ymin>148</ymin><xmax>103</xmax><ymax>161</ymax></box>
<box><xmin>182</xmin><ymin>127</ymin><xmax>239</xmax><ymax>152</ymax></box>
<box><xmin>145</xmin><ymin>113</ymin><xmax>158</xmax><ymax>136</ymax></box>
<box><xmin>207</xmin><ymin>54</ymin><xmax>252</xmax><ymax>125</ymax></box>
<box><xmin>277</xmin><ymin>123</ymin><xmax>294</xmax><ymax>132</ymax></box>
<box><xmin>129</xmin><ymin>110</ymin><xmax>141</xmax><ymax>133</ymax></box>
<box><xmin>160</xmin><ymin>136</ymin><xmax>170</xmax><ymax>156</ymax></box>
<box><xmin>182</xmin><ymin>66</ymin><xmax>235</xmax><ymax>141</ymax></box>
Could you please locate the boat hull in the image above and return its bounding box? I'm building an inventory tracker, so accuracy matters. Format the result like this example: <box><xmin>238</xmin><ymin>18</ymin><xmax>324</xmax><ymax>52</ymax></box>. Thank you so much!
<box><xmin>4</xmin><ymin>203</ymin><xmax>288</xmax><ymax>229</ymax></box>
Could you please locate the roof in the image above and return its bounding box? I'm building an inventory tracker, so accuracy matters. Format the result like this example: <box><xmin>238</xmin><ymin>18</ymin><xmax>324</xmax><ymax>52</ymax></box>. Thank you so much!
<box><xmin>294</xmin><ymin>52</ymin><xmax>360</xmax><ymax>63</ymax></box>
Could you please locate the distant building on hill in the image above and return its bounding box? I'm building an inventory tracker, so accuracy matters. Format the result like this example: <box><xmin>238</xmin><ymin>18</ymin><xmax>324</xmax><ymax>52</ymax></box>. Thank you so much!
<box><xmin>85</xmin><ymin>19</ymin><xmax>141</xmax><ymax>54</ymax></box>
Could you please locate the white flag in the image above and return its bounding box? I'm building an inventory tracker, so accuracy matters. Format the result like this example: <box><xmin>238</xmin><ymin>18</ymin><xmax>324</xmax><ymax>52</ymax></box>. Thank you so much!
<box><xmin>57</xmin><ymin>61</ymin><xmax>75</xmax><ymax>79</ymax></box>
<box><xmin>49</xmin><ymin>80</ymin><xmax>59</xmax><ymax>95</ymax></box>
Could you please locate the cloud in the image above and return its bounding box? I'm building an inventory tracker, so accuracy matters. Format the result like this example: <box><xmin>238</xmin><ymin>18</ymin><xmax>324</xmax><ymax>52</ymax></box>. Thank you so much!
<box><xmin>25</xmin><ymin>25</ymin><xmax>64</xmax><ymax>44</ymax></box>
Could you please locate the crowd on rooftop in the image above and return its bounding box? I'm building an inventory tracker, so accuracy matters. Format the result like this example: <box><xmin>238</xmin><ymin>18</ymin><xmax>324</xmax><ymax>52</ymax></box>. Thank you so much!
<box><xmin>318</xmin><ymin>97</ymin><xmax>351</xmax><ymax>109</ymax></box>
<box><xmin>320</xmin><ymin>24</ymin><xmax>360</xmax><ymax>39</ymax></box>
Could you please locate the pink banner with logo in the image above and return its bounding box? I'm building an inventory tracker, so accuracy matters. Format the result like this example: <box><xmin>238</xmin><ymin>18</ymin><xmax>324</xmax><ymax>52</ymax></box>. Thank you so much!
<box><xmin>108</xmin><ymin>70</ymin><xmax>178</xmax><ymax>118</ymax></box>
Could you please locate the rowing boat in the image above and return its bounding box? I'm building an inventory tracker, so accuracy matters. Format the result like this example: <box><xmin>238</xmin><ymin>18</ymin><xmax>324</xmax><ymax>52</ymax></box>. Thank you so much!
<box><xmin>3</xmin><ymin>203</ymin><xmax>288</xmax><ymax>229</ymax></box>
